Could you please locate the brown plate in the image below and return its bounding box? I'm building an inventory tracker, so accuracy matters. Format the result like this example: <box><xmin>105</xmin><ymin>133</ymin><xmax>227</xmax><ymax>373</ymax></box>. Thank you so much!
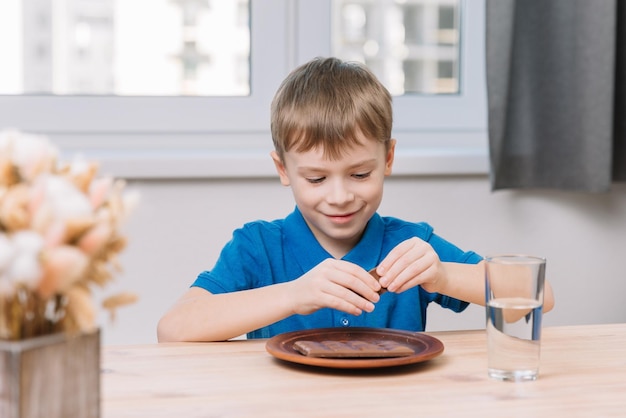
<box><xmin>265</xmin><ymin>327</ymin><xmax>444</xmax><ymax>369</ymax></box>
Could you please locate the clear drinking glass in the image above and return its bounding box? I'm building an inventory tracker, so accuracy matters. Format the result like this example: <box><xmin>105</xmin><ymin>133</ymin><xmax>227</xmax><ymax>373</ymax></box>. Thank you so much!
<box><xmin>485</xmin><ymin>255</ymin><xmax>546</xmax><ymax>382</ymax></box>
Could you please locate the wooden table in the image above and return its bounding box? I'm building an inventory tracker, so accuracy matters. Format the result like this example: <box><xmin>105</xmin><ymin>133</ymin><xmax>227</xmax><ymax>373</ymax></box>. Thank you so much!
<box><xmin>102</xmin><ymin>323</ymin><xmax>626</xmax><ymax>417</ymax></box>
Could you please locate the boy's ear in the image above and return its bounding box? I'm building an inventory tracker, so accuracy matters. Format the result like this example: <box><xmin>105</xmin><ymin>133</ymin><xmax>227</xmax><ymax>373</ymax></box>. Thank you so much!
<box><xmin>270</xmin><ymin>151</ymin><xmax>291</xmax><ymax>186</ymax></box>
<box><xmin>384</xmin><ymin>139</ymin><xmax>397</xmax><ymax>176</ymax></box>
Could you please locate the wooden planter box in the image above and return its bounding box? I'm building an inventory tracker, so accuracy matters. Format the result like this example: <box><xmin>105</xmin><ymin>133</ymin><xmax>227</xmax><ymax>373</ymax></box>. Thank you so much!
<box><xmin>0</xmin><ymin>330</ymin><xmax>100</xmax><ymax>418</ymax></box>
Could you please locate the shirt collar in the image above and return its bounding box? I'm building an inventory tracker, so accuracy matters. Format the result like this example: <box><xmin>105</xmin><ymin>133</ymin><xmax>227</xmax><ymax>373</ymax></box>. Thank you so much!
<box><xmin>284</xmin><ymin>207</ymin><xmax>384</xmax><ymax>273</ymax></box>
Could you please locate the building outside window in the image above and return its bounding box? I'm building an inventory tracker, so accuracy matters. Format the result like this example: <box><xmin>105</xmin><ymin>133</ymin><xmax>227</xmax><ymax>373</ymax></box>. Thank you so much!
<box><xmin>333</xmin><ymin>0</ymin><xmax>460</xmax><ymax>95</ymax></box>
<box><xmin>3</xmin><ymin>0</ymin><xmax>249</xmax><ymax>96</ymax></box>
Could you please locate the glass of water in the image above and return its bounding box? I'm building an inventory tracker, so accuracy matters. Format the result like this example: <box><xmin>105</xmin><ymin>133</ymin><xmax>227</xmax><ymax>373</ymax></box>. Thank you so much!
<box><xmin>485</xmin><ymin>255</ymin><xmax>546</xmax><ymax>382</ymax></box>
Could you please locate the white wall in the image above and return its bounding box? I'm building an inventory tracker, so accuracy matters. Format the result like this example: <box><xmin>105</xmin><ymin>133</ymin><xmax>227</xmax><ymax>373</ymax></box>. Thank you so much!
<box><xmin>97</xmin><ymin>174</ymin><xmax>626</xmax><ymax>345</ymax></box>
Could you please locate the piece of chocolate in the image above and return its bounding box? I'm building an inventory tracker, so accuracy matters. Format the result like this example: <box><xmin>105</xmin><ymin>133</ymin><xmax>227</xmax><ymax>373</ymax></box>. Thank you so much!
<box><xmin>293</xmin><ymin>340</ymin><xmax>414</xmax><ymax>358</ymax></box>
<box><xmin>369</xmin><ymin>268</ymin><xmax>387</xmax><ymax>294</ymax></box>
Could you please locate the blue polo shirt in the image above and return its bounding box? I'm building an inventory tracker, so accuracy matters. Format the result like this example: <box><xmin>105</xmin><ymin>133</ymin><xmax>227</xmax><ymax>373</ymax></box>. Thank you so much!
<box><xmin>193</xmin><ymin>207</ymin><xmax>482</xmax><ymax>339</ymax></box>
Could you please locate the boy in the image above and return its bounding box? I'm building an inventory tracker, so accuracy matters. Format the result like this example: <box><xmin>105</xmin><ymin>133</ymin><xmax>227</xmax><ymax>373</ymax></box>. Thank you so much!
<box><xmin>157</xmin><ymin>57</ymin><xmax>554</xmax><ymax>342</ymax></box>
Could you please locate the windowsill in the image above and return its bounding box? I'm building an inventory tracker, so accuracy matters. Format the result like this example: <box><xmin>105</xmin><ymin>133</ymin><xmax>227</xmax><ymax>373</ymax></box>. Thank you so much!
<box><xmin>52</xmin><ymin>129</ymin><xmax>488</xmax><ymax>179</ymax></box>
<box><xmin>72</xmin><ymin>145</ymin><xmax>489</xmax><ymax>180</ymax></box>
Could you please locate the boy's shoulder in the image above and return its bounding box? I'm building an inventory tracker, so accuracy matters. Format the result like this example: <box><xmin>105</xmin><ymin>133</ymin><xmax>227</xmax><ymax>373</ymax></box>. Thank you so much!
<box><xmin>237</xmin><ymin>217</ymin><xmax>285</xmax><ymax>235</ymax></box>
<box><xmin>378</xmin><ymin>215</ymin><xmax>434</xmax><ymax>239</ymax></box>
<box><xmin>236</xmin><ymin>209</ymin><xmax>307</xmax><ymax>238</ymax></box>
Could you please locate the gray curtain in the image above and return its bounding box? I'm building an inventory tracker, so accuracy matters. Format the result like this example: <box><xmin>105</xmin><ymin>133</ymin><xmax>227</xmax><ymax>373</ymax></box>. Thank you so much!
<box><xmin>486</xmin><ymin>0</ymin><xmax>626</xmax><ymax>192</ymax></box>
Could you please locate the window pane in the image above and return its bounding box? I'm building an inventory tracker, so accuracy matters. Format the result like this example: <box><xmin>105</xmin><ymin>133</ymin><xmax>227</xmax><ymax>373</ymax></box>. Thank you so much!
<box><xmin>332</xmin><ymin>0</ymin><xmax>460</xmax><ymax>95</ymax></box>
<box><xmin>0</xmin><ymin>0</ymin><xmax>250</xmax><ymax>96</ymax></box>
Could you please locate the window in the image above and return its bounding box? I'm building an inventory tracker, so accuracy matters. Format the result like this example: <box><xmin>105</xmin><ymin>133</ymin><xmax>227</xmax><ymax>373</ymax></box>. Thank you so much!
<box><xmin>297</xmin><ymin>0</ymin><xmax>487</xmax><ymax>176</ymax></box>
<box><xmin>332</xmin><ymin>0</ymin><xmax>460</xmax><ymax>95</ymax></box>
<box><xmin>2</xmin><ymin>0</ymin><xmax>250</xmax><ymax>96</ymax></box>
<box><xmin>0</xmin><ymin>0</ymin><xmax>487</xmax><ymax>178</ymax></box>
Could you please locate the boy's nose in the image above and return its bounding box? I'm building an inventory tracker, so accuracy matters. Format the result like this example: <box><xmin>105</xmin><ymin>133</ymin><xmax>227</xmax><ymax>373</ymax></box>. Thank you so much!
<box><xmin>326</xmin><ymin>180</ymin><xmax>354</xmax><ymax>205</ymax></box>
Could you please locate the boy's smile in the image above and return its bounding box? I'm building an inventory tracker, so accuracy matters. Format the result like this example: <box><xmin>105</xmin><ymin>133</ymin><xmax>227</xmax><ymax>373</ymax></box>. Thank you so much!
<box><xmin>272</xmin><ymin>135</ymin><xmax>395</xmax><ymax>258</ymax></box>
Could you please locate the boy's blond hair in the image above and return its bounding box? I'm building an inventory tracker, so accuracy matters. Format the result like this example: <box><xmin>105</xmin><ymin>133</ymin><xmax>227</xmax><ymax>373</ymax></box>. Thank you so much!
<box><xmin>271</xmin><ymin>57</ymin><xmax>393</xmax><ymax>160</ymax></box>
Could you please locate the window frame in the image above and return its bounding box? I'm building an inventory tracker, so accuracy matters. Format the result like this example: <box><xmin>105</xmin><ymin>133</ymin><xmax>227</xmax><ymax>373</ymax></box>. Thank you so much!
<box><xmin>0</xmin><ymin>0</ymin><xmax>487</xmax><ymax>179</ymax></box>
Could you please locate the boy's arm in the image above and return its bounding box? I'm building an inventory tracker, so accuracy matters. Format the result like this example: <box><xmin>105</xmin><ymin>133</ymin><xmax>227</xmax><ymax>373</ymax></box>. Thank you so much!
<box><xmin>435</xmin><ymin>261</ymin><xmax>555</xmax><ymax>313</ymax></box>
<box><xmin>157</xmin><ymin>284</ymin><xmax>295</xmax><ymax>342</ymax></box>
<box><xmin>377</xmin><ymin>238</ymin><xmax>555</xmax><ymax>313</ymax></box>
<box><xmin>157</xmin><ymin>259</ymin><xmax>383</xmax><ymax>342</ymax></box>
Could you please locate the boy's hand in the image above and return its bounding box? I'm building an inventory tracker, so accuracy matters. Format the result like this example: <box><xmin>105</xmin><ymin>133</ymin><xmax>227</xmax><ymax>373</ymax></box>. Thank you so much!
<box><xmin>375</xmin><ymin>237</ymin><xmax>445</xmax><ymax>294</ymax></box>
<box><xmin>287</xmin><ymin>259</ymin><xmax>382</xmax><ymax>316</ymax></box>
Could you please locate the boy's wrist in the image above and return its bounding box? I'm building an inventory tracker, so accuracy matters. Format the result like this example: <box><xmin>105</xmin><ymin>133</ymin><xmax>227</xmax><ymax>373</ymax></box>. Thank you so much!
<box><xmin>426</xmin><ymin>263</ymin><xmax>449</xmax><ymax>294</ymax></box>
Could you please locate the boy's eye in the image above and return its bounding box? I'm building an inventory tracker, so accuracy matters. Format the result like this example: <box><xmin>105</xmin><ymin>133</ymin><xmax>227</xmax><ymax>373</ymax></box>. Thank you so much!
<box><xmin>353</xmin><ymin>172</ymin><xmax>371</xmax><ymax>180</ymax></box>
<box><xmin>306</xmin><ymin>177</ymin><xmax>325</xmax><ymax>184</ymax></box>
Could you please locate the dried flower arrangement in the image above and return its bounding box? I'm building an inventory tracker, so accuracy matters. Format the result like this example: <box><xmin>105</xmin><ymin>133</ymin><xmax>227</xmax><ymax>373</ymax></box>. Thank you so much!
<box><xmin>0</xmin><ymin>129</ymin><xmax>138</xmax><ymax>340</ymax></box>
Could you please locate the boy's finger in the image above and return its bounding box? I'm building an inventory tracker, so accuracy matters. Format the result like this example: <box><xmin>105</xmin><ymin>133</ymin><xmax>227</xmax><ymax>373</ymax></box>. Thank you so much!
<box><xmin>369</xmin><ymin>268</ymin><xmax>387</xmax><ymax>294</ymax></box>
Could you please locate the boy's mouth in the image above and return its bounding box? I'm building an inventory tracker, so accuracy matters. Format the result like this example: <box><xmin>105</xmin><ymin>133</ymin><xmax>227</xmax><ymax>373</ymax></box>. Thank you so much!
<box><xmin>326</xmin><ymin>212</ymin><xmax>356</xmax><ymax>224</ymax></box>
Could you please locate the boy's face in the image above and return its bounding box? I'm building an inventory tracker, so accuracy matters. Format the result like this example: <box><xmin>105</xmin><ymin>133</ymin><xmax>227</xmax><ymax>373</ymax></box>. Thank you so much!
<box><xmin>271</xmin><ymin>135</ymin><xmax>396</xmax><ymax>258</ymax></box>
